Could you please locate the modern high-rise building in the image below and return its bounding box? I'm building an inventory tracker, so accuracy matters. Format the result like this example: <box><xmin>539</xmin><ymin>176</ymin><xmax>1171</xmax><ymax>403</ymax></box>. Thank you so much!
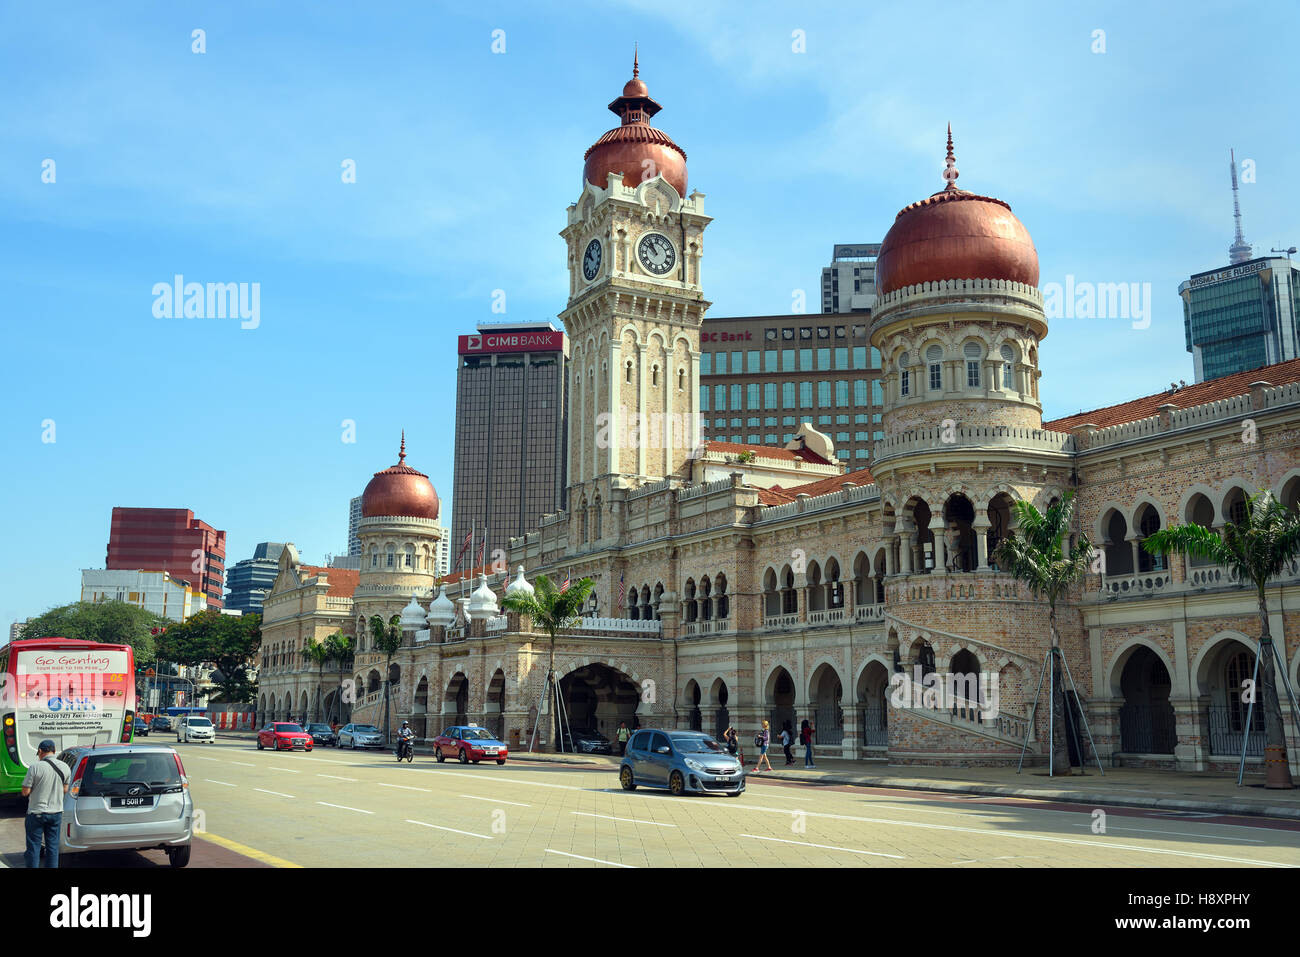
<box><xmin>347</xmin><ymin>495</ymin><xmax>363</xmax><ymax>557</ymax></box>
<box><xmin>81</xmin><ymin>569</ymin><xmax>209</xmax><ymax>621</ymax></box>
<box><xmin>699</xmin><ymin>314</ymin><xmax>885</xmax><ymax>466</ymax></box>
<box><xmin>451</xmin><ymin>321</ymin><xmax>569</xmax><ymax>563</ymax></box>
<box><xmin>821</xmin><ymin>243</ymin><xmax>881</xmax><ymax>313</ymax></box>
<box><xmin>105</xmin><ymin>507</ymin><xmax>226</xmax><ymax>609</ymax></box>
<box><xmin>224</xmin><ymin>542</ymin><xmax>287</xmax><ymax>616</ymax></box>
<box><xmin>1181</xmin><ymin>151</ymin><xmax>1300</xmax><ymax>383</ymax></box>
<box><xmin>433</xmin><ymin>519</ymin><xmax>451</xmax><ymax>576</ymax></box>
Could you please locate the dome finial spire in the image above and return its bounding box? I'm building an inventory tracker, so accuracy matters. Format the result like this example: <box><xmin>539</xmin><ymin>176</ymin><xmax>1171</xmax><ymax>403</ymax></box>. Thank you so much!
<box><xmin>942</xmin><ymin>123</ymin><xmax>960</xmax><ymax>191</ymax></box>
<box><xmin>633</xmin><ymin>43</ymin><xmax>639</xmax><ymax>78</ymax></box>
<box><xmin>399</xmin><ymin>430</ymin><xmax>406</xmax><ymax>464</ymax></box>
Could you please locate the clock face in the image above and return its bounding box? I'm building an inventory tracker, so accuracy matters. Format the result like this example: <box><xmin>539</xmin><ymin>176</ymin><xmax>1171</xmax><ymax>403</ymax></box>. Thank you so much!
<box><xmin>582</xmin><ymin>239</ymin><xmax>602</xmax><ymax>281</ymax></box>
<box><xmin>637</xmin><ymin>232</ymin><xmax>677</xmax><ymax>276</ymax></box>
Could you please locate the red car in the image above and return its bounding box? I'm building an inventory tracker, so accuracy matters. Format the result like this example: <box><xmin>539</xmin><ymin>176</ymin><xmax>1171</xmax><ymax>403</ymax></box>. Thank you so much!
<box><xmin>257</xmin><ymin>722</ymin><xmax>314</xmax><ymax>752</ymax></box>
<box><xmin>433</xmin><ymin>725</ymin><xmax>508</xmax><ymax>765</ymax></box>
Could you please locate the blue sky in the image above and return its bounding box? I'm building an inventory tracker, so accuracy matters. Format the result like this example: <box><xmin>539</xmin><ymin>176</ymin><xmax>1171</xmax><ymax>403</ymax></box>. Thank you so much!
<box><xmin>2</xmin><ymin>1</ymin><xmax>1297</xmax><ymax>628</ymax></box>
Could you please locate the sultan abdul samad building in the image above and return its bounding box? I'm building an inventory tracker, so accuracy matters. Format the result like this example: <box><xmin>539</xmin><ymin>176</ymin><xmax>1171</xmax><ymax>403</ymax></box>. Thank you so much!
<box><xmin>258</xmin><ymin>62</ymin><xmax>1300</xmax><ymax>773</ymax></box>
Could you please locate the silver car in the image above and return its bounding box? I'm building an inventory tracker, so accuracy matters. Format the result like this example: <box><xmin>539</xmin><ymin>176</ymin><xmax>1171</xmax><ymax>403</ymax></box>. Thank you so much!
<box><xmin>337</xmin><ymin>723</ymin><xmax>385</xmax><ymax>749</ymax></box>
<box><xmin>619</xmin><ymin>729</ymin><xmax>746</xmax><ymax>797</ymax></box>
<box><xmin>56</xmin><ymin>744</ymin><xmax>194</xmax><ymax>867</ymax></box>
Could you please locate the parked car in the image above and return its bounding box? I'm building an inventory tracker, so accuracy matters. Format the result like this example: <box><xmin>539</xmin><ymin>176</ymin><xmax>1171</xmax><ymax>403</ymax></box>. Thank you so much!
<box><xmin>176</xmin><ymin>715</ymin><xmax>216</xmax><ymax>744</ymax></box>
<box><xmin>56</xmin><ymin>743</ymin><xmax>194</xmax><ymax>867</ymax></box>
<box><xmin>256</xmin><ymin>722</ymin><xmax>314</xmax><ymax>752</ymax></box>
<box><xmin>337</xmin><ymin>724</ymin><xmax>385</xmax><ymax>750</ymax></box>
<box><xmin>149</xmin><ymin>715</ymin><xmax>172</xmax><ymax>732</ymax></box>
<box><xmin>133</xmin><ymin>718</ymin><xmax>150</xmax><ymax>737</ymax></box>
<box><xmin>432</xmin><ymin>725</ymin><xmax>508</xmax><ymax>765</ymax></box>
<box><xmin>560</xmin><ymin>726</ymin><xmax>612</xmax><ymax>754</ymax></box>
<box><xmin>303</xmin><ymin>723</ymin><xmax>337</xmax><ymax>747</ymax></box>
<box><xmin>619</xmin><ymin>729</ymin><xmax>744</xmax><ymax>797</ymax></box>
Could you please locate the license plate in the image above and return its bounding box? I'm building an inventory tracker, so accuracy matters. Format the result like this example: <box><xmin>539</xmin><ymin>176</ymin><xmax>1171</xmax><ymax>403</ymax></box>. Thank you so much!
<box><xmin>110</xmin><ymin>796</ymin><xmax>154</xmax><ymax>808</ymax></box>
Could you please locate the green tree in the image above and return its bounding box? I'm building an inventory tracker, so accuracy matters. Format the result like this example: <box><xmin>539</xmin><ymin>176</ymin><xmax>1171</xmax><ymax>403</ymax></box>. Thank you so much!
<box><xmin>1144</xmin><ymin>489</ymin><xmax>1300</xmax><ymax>788</ymax></box>
<box><xmin>154</xmin><ymin>610</ymin><xmax>262</xmax><ymax>705</ymax></box>
<box><xmin>370</xmin><ymin>614</ymin><xmax>404</xmax><ymax>744</ymax></box>
<box><xmin>302</xmin><ymin>637</ymin><xmax>332</xmax><ymax>724</ymax></box>
<box><xmin>992</xmin><ymin>492</ymin><xmax>1095</xmax><ymax>776</ymax></box>
<box><xmin>324</xmin><ymin>631</ymin><xmax>354</xmax><ymax>724</ymax></box>
<box><xmin>500</xmin><ymin>574</ymin><xmax>595</xmax><ymax>752</ymax></box>
<box><xmin>21</xmin><ymin>601</ymin><xmax>164</xmax><ymax>660</ymax></box>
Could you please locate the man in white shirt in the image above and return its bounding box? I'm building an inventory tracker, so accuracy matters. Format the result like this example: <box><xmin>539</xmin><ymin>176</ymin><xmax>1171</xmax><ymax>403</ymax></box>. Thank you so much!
<box><xmin>21</xmin><ymin>739</ymin><xmax>69</xmax><ymax>868</ymax></box>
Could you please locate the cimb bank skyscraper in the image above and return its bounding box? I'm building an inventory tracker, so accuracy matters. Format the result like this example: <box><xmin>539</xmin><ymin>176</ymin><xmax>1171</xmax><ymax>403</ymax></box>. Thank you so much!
<box><xmin>451</xmin><ymin>321</ymin><xmax>569</xmax><ymax>566</ymax></box>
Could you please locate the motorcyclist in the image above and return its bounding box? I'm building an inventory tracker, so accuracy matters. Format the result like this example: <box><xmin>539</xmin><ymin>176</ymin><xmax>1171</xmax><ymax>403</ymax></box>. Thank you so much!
<box><xmin>396</xmin><ymin>721</ymin><xmax>414</xmax><ymax>759</ymax></box>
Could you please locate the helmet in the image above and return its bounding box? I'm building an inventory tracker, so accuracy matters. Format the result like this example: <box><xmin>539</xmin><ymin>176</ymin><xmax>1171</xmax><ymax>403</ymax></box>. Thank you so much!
<box><xmin>401</xmin><ymin>721</ymin><xmax>409</xmax><ymax>727</ymax></box>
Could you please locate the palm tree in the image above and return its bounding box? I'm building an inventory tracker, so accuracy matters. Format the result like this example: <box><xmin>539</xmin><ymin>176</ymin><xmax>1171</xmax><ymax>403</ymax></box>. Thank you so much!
<box><xmin>325</xmin><ymin>631</ymin><xmax>354</xmax><ymax>725</ymax></box>
<box><xmin>500</xmin><ymin>574</ymin><xmax>595</xmax><ymax>752</ymax></box>
<box><xmin>1144</xmin><ymin>489</ymin><xmax>1300</xmax><ymax>788</ymax></box>
<box><xmin>992</xmin><ymin>492</ymin><xmax>1096</xmax><ymax>776</ymax></box>
<box><xmin>301</xmin><ymin>637</ymin><xmax>332</xmax><ymax>724</ymax></box>
<box><xmin>370</xmin><ymin>614</ymin><xmax>404</xmax><ymax>745</ymax></box>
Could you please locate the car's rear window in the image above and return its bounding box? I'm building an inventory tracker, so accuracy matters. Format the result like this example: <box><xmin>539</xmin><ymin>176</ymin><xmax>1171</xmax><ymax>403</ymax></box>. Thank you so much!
<box><xmin>80</xmin><ymin>752</ymin><xmax>181</xmax><ymax>796</ymax></box>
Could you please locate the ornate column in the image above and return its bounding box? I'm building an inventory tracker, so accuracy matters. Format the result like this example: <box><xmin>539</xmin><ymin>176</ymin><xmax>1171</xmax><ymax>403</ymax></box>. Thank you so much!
<box><xmin>974</xmin><ymin>518</ymin><xmax>992</xmax><ymax>571</ymax></box>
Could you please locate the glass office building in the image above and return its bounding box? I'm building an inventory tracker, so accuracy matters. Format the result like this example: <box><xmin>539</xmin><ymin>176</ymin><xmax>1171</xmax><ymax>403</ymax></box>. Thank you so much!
<box><xmin>1182</xmin><ymin>256</ymin><xmax>1300</xmax><ymax>383</ymax></box>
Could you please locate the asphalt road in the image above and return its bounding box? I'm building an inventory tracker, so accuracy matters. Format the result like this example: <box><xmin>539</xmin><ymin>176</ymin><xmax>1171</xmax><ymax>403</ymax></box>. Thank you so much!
<box><xmin>5</xmin><ymin>736</ymin><xmax>1300</xmax><ymax>868</ymax></box>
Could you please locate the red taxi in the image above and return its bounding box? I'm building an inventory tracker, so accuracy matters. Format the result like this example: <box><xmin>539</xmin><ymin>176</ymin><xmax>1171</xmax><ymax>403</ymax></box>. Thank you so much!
<box><xmin>433</xmin><ymin>725</ymin><xmax>508</xmax><ymax>765</ymax></box>
<box><xmin>257</xmin><ymin>722</ymin><xmax>314</xmax><ymax>752</ymax></box>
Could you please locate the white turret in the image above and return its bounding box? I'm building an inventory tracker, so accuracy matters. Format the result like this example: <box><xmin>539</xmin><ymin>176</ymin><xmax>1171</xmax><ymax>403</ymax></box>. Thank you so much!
<box><xmin>504</xmin><ymin>565</ymin><xmax>535</xmax><ymax>602</ymax></box>
<box><xmin>425</xmin><ymin>584</ymin><xmax>456</xmax><ymax>628</ymax></box>
<box><xmin>468</xmin><ymin>574</ymin><xmax>499</xmax><ymax>621</ymax></box>
<box><xmin>399</xmin><ymin>593</ymin><xmax>426</xmax><ymax>631</ymax></box>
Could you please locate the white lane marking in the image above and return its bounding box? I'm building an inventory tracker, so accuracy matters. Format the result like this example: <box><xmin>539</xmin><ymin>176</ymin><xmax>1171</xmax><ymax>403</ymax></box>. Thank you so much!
<box><xmin>377</xmin><ymin>782</ymin><xmax>431</xmax><ymax>793</ymax></box>
<box><xmin>1069</xmin><ymin>823</ymin><xmax>1266</xmax><ymax>843</ymax></box>
<box><xmin>740</xmin><ymin>834</ymin><xmax>905</xmax><ymax>860</ymax></box>
<box><xmin>229</xmin><ymin>761</ymin><xmax>255</xmax><ymax>767</ymax></box>
<box><xmin>267</xmin><ymin>767</ymin><xmax>301</xmax><ymax>773</ymax></box>
<box><xmin>253</xmin><ymin>788</ymin><xmax>295</xmax><ymax>798</ymax></box>
<box><xmin>477</xmin><ymin>775</ymin><xmax>585</xmax><ymax>791</ymax></box>
<box><xmin>572</xmin><ymin>811</ymin><xmax>677</xmax><ymax>828</ymax></box>
<box><xmin>204</xmin><ymin>779</ymin><xmax>237</xmax><ymax>787</ymax></box>
<box><xmin>406</xmin><ymin>819</ymin><xmax>493</xmax><ymax>839</ymax></box>
<box><xmin>459</xmin><ymin>794</ymin><xmax>531</xmax><ymax>808</ymax></box>
<box><xmin>545</xmin><ymin>849</ymin><xmax>635</xmax><ymax>868</ymax></box>
<box><xmin>318</xmin><ymin>774</ymin><xmax>358</xmax><ymax>782</ymax></box>
<box><xmin>612</xmin><ymin>794</ymin><xmax>1298</xmax><ymax>867</ymax></box>
<box><xmin>317</xmin><ymin>802</ymin><xmax>373</xmax><ymax>814</ymax></box>
<box><xmin>185</xmin><ymin>754</ymin><xmax>220</xmax><ymax>761</ymax></box>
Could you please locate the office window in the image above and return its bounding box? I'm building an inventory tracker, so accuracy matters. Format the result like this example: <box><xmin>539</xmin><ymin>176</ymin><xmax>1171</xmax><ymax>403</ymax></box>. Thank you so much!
<box><xmin>836</xmin><ymin>414</ymin><xmax>849</xmax><ymax>425</ymax></box>
<box><xmin>872</xmin><ymin>430</ymin><xmax>885</xmax><ymax>441</ymax></box>
<box><xmin>782</xmin><ymin>349</ymin><xmax>795</xmax><ymax>371</ymax></box>
<box><xmin>854</xmin><ymin>379</ymin><xmax>867</xmax><ymax>405</ymax></box>
<box><xmin>782</xmin><ymin>381</ymin><xmax>795</xmax><ymax>408</ymax></box>
<box><xmin>855</xmin><ymin>449</ymin><xmax>870</xmax><ymax>460</ymax></box>
<box><xmin>799</xmin><ymin>348</ymin><xmax>812</xmax><ymax>370</ymax></box>
<box><xmin>731</xmin><ymin>351</ymin><xmax>742</xmax><ymax>373</ymax></box>
<box><xmin>715</xmin><ymin>417</ymin><xmax>726</xmax><ymax>428</ymax></box>
<box><xmin>747</xmin><ymin>350</ymin><xmax>760</xmax><ymax>372</ymax></box>
<box><xmin>855</xmin><ymin>431</ymin><xmax>870</xmax><ymax>441</ymax></box>
<box><xmin>764</xmin><ymin>416</ymin><xmax>778</xmax><ymax>427</ymax></box>
<box><xmin>715</xmin><ymin>384</ymin><xmax>726</xmax><ymax>411</ymax></box>
<box><xmin>783</xmin><ymin>433</ymin><xmax>793</xmax><ymax>443</ymax></box>
<box><xmin>836</xmin><ymin>432</ymin><xmax>850</xmax><ymax>443</ymax></box>
<box><xmin>835</xmin><ymin>347</ymin><xmax>848</xmax><ymax>369</ymax></box>
<box><xmin>764</xmin><ymin>382</ymin><xmax>777</xmax><ymax>408</ymax></box>
<box><xmin>731</xmin><ymin>434</ymin><xmax>742</xmax><ymax>443</ymax></box>
<box><xmin>818</xmin><ymin>381</ymin><xmax>833</xmax><ymax>407</ymax></box>
<box><xmin>782</xmin><ymin>416</ymin><xmax>796</xmax><ymax>426</ymax></box>
<box><xmin>853</xmin><ymin>346</ymin><xmax>867</xmax><ymax>369</ymax></box>
<box><xmin>715</xmin><ymin>352</ymin><xmax>727</xmax><ymax>375</ymax></box>
<box><xmin>700</xmin><ymin>353</ymin><xmax>712</xmax><ymax>375</ymax></box>
<box><xmin>872</xmin><ymin>380</ymin><xmax>884</xmax><ymax>405</ymax></box>
<box><xmin>764</xmin><ymin>350</ymin><xmax>777</xmax><ymax>372</ymax></box>
<box><xmin>700</xmin><ymin>387</ymin><xmax>709</xmax><ymax>411</ymax></box>
<box><xmin>871</xmin><ymin>347</ymin><xmax>881</xmax><ymax>368</ymax></box>
<box><xmin>818</xmin><ymin>415</ymin><xmax>833</xmax><ymax>426</ymax></box>
<box><xmin>747</xmin><ymin>384</ymin><xmax>760</xmax><ymax>408</ymax></box>
<box><xmin>799</xmin><ymin>382</ymin><xmax>813</xmax><ymax>408</ymax></box>
<box><xmin>835</xmin><ymin>380</ymin><xmax>849</xmax><ymax>407</ymax></box>
<box><xmin>766</xmin><ymin>434</ymin><xmax>778</xmax><ymax>444</ymax></box>
<box><xmin>747</xmin><ymin>434</ymin><xmax>761</xmax><ymax>444</ymax></box>
<box><xmin>855</xmin><ymin>413</ymin><xmax>869</xmax><ymax>424</ymax></box>
<box><xmin>731</xmin><ymin>417</ymin><xmax>742</xmax><ymax>428</ymax></box>
<box><xmin>731</xmin><ymin>384</ymin><xmax>742</xmax><ymax>410</ymax></box>
<box><xmin>873</xmin><ymin>413</ymin><xmax>882</xmax><ymax>423</ymax></box>
<box><xmin>747</xmin><ymin>417</ymin><xmax>760</xmax><ymax>427</ymax></box>
<box><xmin>817</xmin><ymin>347</ymin><xmax>830</xmax><ymax>370</ymax></box>
<box><xmin>838</xmin><ymin>450</ymin><xmax>851</xmax><ymax>462</ymax></box>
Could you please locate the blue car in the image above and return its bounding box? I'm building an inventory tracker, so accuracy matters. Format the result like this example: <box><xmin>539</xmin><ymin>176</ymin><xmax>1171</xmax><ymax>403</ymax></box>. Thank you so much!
<box><xmin>619</xmin><ymin>729</ymin><xmax>745</xmax><ymax>797</ymax></box>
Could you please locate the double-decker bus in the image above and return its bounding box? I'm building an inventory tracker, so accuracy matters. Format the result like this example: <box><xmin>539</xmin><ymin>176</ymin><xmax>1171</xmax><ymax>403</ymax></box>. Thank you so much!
<box><xmin>0</xmin><ymin>637</ymin><xmax>136</xmax><ymax>795</ymax></box>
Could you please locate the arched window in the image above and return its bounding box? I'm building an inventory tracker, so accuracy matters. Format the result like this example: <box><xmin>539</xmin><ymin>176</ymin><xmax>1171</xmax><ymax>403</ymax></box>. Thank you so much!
<box><xmin>386</xmin><ymin>545</ymin><xmax>395</xmax><ymax>568</ymax></box>
<box><xmin>926</xmin><ymin>345</ymin><xmax>943</xmax><ymax>391</ymax></box>
<box><xmin>964</xmin><ymin>342</ymin><xmax>982</xmax><ymax>388</ymax></box>
<box><xmin>370</xmin><ymin>546</ymin><xmax>378</xmax><ymax>569</ymax></box>
<box><xmin>898</xmin><ymin>351</ymin><xmax>911</xmax><ymax>397</ymax></box>
<box><xmin>404</xmin><ymin>546</ymin><xmax>414</xmax><ymax>569</ymax></box>
<box><xmin>625</xmin><ymin>361</ymin><xmax>633</xmax><ymax>384</ymax></box>
<box><xmin>1000</xmin><ymin>344</ymin><xmax>1015</xmax><ymax>389</ymax></box>
<box><xmin>677</xmin><ymin>368</ymin><xmax>685</xmax><ymax>391</ymax></box>
<box><xmin>715</xmin><ymin>574</ymin><xmax>729</xmax><ymax>618</ymax></box>
<box><xmin>593</xmin><ymin>496</ymin><xmax>603</xmax><ymax>540</ymax></box>
<box><xmin>1224</xmin><ymin>488</ymin><xmax>1248</xmax><ymax>527</ymax></box>
<box><xmin>651</xmin><ymin>364</ymin><xmax>659</xmax><ymax>387</ymax></box>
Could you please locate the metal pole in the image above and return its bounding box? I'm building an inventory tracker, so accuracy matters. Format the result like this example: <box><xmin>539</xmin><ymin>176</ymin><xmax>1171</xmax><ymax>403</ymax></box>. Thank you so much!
<box><xmin>1048</xmin><ymin>650</ymin><xmax>1056</xmax><ymax>777</ymax></box>
<box><xmin>1268</xmin><ymin>639</ymin><xmax>1300</xmax><ymax>779</ymax></box>
<box><xmin>1057</xmin><ymin>647</ymin><xmax>1105</xmax><ymax>775</ymax></box>
<box><xmin>1017</xmin><ymin>648</ymin><xmax>1051</xmax><ymax>774</ymax></box>
<box><xmin>1236</xmin><ymin>645</ymin><xmax>1264</xmax><ymax>786</ymax></box>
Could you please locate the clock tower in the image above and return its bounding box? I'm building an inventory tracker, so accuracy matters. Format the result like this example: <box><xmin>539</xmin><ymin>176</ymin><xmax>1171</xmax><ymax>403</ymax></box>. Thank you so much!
<box><xmin>560</xmin><ymin>54</ymin><xmax>712</xmax><ymax>516</ymax></box>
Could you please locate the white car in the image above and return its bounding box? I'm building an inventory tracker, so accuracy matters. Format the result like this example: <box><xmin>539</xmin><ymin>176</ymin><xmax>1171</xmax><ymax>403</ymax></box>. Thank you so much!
<box><xmin>176</xmin><ymin>715</ymin><xmax>216</xmax><ymax>744</ymax></box>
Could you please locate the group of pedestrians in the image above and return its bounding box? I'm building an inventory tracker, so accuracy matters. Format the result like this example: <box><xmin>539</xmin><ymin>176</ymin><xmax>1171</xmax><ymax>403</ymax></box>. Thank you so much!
<box><xmin>721</xmin><ymin>719</ymin><xmax>817</xmax><ymax>773</ymax></box>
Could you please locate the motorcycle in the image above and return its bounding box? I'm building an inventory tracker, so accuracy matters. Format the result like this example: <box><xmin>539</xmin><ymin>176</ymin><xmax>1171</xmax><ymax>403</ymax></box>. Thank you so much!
<box><xmin>396</xmin><ymin>736</ymin><xmax>414</xmax><ymax>762</ymax></box>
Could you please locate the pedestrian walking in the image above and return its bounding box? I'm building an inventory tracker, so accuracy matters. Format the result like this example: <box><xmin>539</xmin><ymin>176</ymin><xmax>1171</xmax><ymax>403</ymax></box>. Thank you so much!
<box><xmin>723</xmin><ymin>724</ymin><xmax>742</xmax><ymax>766</ymax></box>
<box><xmin>780</xmin><ymin>721</ymin><xmax>795</xmax><ymax>766</ymax></box>
<box><xmin>22</xmin><ymin>739</ymin><xmax>70</xmax><ymax>868</ymax></box>
<box><xmin>617</xmin><ymin>722</ymin><xmax>630</xmax><ymax>756</ymax></box>
<box><xmin>752</xmin><ymin>720</ymin><xmax>773</xmax><ymax>773</ymax></box>
<box><xmin>801</xmin><ymin>718</ymin><xmax>816</xmax><ymax>768</ymax></box>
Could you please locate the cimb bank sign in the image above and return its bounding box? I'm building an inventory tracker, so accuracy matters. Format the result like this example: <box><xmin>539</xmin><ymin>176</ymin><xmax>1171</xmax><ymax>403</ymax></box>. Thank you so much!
<box><xmin>458</xmin><ymin>332</ymin><xmax>566</xmax><ymax>355</ymax></box>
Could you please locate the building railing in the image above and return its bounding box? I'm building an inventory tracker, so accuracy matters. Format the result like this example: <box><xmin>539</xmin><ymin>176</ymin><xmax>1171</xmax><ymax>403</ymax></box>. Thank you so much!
<box><xmin>1118</xmin><ymin>703</ymin><xmax>1176</xmax><ymax>754</ymax></box>
<box><xmin>855</xmin><ymin>603</ymin><xmax>886</xmax><ymax>622</ymax></box>
<box><xmin>1101</xmin><ymin>571</ymin><xmax>1172</xmax><ymax>598</ymax></box>
<box><xmin>682</xmin><ymin>619</ymin><xmax>731</xmax><ymax>636</ymax></box>
<box><xmin>485</xmin><ymin>615</ymin><xmax>508</xmax><ymax>632</ymax></box>
<box><xmin>860</xmin><ymin>706</ymin><xmax>888</xmax><ymax>747</ymax></box>
<box><xmin>1207</xmin><ymin>704</ymin><xmax>1265</xmax><ymax>757</ymax></box>
<box><xmin>569</xmin><ymin>617</ymin><xmax>662</xmax><ymax>636</ymax></box>
<box><xmin>874</xmin><ymin>425</ymin><xmax>1075</xmax><ymax>463</ymax></box>
<box><xmin>808</xmin><ymin>608</ymin><xmax>846</xmax><ymax>625</ymax></box>
<box><xmin>761</xmin><ymin>613</ymin><xmax>799</xmax><ymax>629</ymax></box>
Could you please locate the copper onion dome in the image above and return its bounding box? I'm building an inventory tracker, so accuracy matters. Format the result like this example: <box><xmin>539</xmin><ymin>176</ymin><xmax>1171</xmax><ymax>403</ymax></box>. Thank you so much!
<box><xmin>360</xmin><ymin>432</ymin><xmax>440</xmax><ymax>521</ymax></box>
<box><xmin>875</xmin><ymin>126</ymin><xmax>1038</xmax><ymax>296</ymax></box>
<box><xmin>583</xmin><ymin>50</ymin><xmax>688</xmax><ymax>198</ymax></box>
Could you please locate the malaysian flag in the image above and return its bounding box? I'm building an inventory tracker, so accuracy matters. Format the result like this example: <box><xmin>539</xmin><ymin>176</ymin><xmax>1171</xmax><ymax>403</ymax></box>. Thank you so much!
<box><xmin>617</xmin><ymin>572</ymin><xmax>625</xmax><ymax>610</ymax></box>
<box><xmin>477</xmin><ymin>527</ymin><xmax>487</xmax><ymax>569</ymax></box>
<box><xmin>454</xmin><ymin>528</ymin><xmax>472</xmax><ymax>571</ymax></box>
<box><xmin>561</xmin><ymin>569</ymin><xmax>571</xmax><ymax>593</ymax></box>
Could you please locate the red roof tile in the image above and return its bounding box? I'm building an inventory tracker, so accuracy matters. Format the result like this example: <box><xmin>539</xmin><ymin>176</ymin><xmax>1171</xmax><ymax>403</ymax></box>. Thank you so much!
<box><xmin>758</xmin><ymin>467</ymin><xmax>875</xmax><ymax>506</ymax></box>
<box><xmin>299</xmin><ymin>566</ymin><xmax>359</xmax><ymax>598</ymax></box>
<box><xmin>1044</xmin><ymin>358</ymin><xmax>1300</xmax><ymax>433</ymax></box>
<box><xmin>704</xmin><ymin>440</ymin><xmax>831</xmax><ymax>466</ymax></box>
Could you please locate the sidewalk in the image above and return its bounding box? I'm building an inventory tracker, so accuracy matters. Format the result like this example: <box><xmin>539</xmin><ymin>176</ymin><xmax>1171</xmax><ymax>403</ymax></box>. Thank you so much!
<box><xmin>213</xmin><ymin>732</ymin><xmax>1300</xmax><ymax>820</ymax></box>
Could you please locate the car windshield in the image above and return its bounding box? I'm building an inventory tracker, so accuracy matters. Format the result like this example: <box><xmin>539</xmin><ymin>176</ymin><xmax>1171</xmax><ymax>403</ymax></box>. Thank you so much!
<box><xmin>461</xmin><ymin>729</ymin><xmax>494</xmax><ymax>740</ymax></box>
<box><xmin>352</xmin><ymin>726</ymin><xmax>379</xmax><ymax>733</ymax></box>
<box><xmin>80</xmin><ymin>752</ymin><xmax>181</xmax><ymax>796</ymax></box>
<box><xmin>276</xmin><ymin>724</ymin><xmax>304</xmax><ymax>733</ymax></box>
<box><xmin>671</xmin><ymin>735</ymin><xmax>727</xmax><ymax>754</ymax></box>
<box><xmin>187</xmin><ymin>718</ymin><xmax>212</xmax><ymax>727</ymax></box>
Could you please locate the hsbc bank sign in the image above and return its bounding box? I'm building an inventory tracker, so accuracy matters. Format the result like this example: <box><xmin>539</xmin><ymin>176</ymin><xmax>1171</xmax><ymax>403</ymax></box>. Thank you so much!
<box><xmin>458</xmin><ymin>331</ymin><xmax>566</xmax><ymax>355</ymax></box>
<box><xmin>701</xmin><ymin>330</ymin><xmax>753</xmax><ymax>343</ymax></box>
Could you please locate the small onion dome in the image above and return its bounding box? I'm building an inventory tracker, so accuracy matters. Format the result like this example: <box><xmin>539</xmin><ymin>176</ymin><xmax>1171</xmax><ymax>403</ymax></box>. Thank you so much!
<box><xmin>468</xmin><ymin>574</ymin><xmax>499</xmax><ymax>620</ymax></box>
<box><xmin>426</xmin><ymin>584</ymin><xmax>456</xmax><ymax>627</ymax></box>
<box><xmin>583</xmin><ymin>53</ymin><xmax>687</xmax><ymax>198</ymax></box>
<box><xmin>875</xmin><ymin>126</ymin><xmax>1038</xmax><ymax>296</ymax></box>
<box><xmin>399</xmin><ymin>594</ymin><xmax>426</xmax><ymax>631</ymax></box>
<box><xmin>504</xmin><ymin>565</ymin><xmax>535</xmax><ymax>601</ymax></box>
<box><xmin>360</xmin><ymin>432</ymin><xmax>440</xmax><ymax>521</ymax></box>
